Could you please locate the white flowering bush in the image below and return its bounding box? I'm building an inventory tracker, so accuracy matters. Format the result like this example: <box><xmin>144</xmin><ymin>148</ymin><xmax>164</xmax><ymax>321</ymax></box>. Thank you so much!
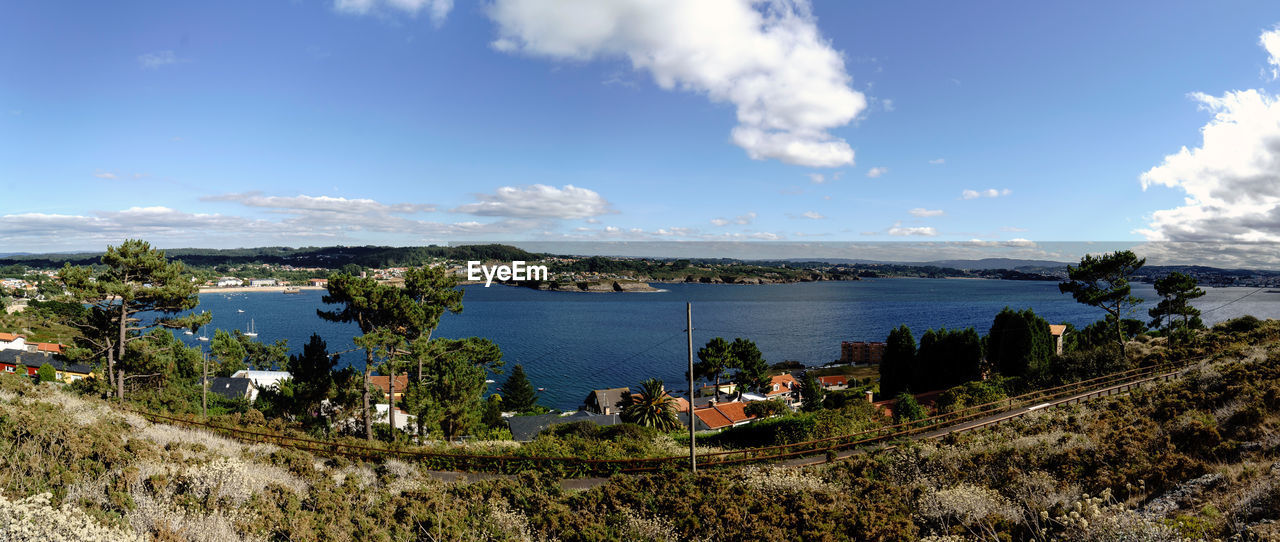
<box><xmin>0</xmin><ymin>491</ymin><xmax>143</xmax><ymax>542</ymax></box>
<box><xmin>739</xmin><ymin>465</ymin><xmax>829</xmax><ymax>494</ymax></box>
<box><xmin>917</xmin><ymin>483</ymin><xmax>1021</xmax><ymax>539</ymax></box>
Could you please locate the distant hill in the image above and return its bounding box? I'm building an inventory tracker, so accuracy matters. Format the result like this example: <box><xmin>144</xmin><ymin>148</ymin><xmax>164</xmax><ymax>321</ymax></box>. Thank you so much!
<box><xmin>922</xmin><ymin>257</ymin><xmax>1071</xmax><ymax>270</ymax></box>
<box><xmin>0</xmin><ymin>244</ymin><xmax>541</xmax><ymax>269</ymax></box>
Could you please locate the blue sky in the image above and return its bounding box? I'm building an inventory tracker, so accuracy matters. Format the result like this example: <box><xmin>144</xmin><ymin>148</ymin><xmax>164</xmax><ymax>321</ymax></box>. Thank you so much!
<box><xmin>3</xmin><ymin>1</ymin><xmax>1280</xmax><ymax>265</ymax></box>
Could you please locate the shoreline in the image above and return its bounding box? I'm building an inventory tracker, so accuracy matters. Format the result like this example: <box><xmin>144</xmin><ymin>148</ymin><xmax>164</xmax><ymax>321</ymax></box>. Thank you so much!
<box><xmin>199</xmin><ymin>286</ymin><xmax>325</xmax><ymax>294</ymax></box>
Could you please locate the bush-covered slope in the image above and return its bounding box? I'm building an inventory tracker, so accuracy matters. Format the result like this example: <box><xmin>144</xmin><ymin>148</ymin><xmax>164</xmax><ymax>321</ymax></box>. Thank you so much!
<box><xmin>1</xmin><ymin>320</ymin><xmax>1279</xmax><ymax>540</ymax></box>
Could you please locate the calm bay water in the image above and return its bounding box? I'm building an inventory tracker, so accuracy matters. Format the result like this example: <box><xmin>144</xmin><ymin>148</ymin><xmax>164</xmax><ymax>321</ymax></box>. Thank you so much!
<box><xmin>172</xmin><ymin>279</ymin><xmax>1280</xmax><ymax>409</ymax></box>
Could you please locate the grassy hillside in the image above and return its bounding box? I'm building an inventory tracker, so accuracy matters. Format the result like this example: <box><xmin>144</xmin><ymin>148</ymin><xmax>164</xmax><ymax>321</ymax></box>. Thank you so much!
<box><xmin>2</xmin><ymin>319</ymin><xmax>1280</xmax><ymax>540</ymax></box>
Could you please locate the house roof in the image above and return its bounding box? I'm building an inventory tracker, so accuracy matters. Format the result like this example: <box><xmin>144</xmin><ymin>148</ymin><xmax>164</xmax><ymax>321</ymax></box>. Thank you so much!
<box><xmin>208</xmin><ymin>377</ymin><xmax>253</xmax><ymax>401</ymax></box>
<box><xmin>693</xmin><ymin>401</ymin><xmax>757</xmax><ymax>430</ymax></box>
<box><xmin>1048</xmin><ymin>324</ymin><xmax>1067</xmax><ymax>336</ymax></box>
<box><xmin>586</xmin><ymin>387</ymin><xmax>631</xmax><ymax>410</ymax></box>
<box><xmin>818</xmin><ymin>375</ymin><xmax>848</xmax><ymax>387</ymax></box>
<box><xmin>369</xmin><ymin>375</ymin><xmax>410</xmax><ymax>395</ymax></box>
<box><xmin>0</xmin><ymin>333</ymin><xmax>19</xmax><ymax>342</ymax></box>
<box><xmin>230</xmin><ymin>370</ymin><xmax>291</xmax><ymax>391</ymax></box>
<box><xmin>35</xmin><ymin>343</ymin><xmax>63</xmax><ymax>354</ymax></box>
<box><xmin>0</xmin><ymin>349</ymin><xmax>22</xmax><ymax>364</ymax></box>
<box><xmin>766</xmin><ymin>374</ymin><xmax>798</xmax><ymax>396</ymax></box>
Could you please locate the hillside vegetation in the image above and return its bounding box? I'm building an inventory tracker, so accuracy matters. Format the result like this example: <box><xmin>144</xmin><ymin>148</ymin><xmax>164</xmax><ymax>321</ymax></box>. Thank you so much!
<box><xmin>2</xmin><ymin>318</ymin><xmax>1279</xmax><ymax>540</ymax></box>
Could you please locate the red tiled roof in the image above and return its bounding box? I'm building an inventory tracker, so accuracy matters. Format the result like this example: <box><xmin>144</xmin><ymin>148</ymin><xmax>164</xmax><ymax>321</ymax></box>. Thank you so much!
<box><xmin>369</xmin><ymin>375</ymin><xmax>410</xmax><ymax>397</ymax></box>
<box><xmin>36</xmin><ymin>343</ymin><xmax>63</xmax><ymax>354</ymax></box>
<box><xmin>818</xmin><ymin>375</ymin><xmax>848</xmax><ymax>387</ymax></box>
<box><xmin>0</xmin><ymin>333</ymin><xmax>19</xmax><ymax>342</ymax></box>
<box><xmin>766</xmin><ymin>374</ymin><xmax>797</xmax><ymax>396</ymax></box>
<box><xmin>693</xmin><ymin>401</ymin><xmax>757</xmax><ymax>430</ymax></box>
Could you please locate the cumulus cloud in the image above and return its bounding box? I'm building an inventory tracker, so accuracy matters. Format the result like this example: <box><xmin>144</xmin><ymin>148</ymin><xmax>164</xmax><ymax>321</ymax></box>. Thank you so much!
<box><xmin>961</xmin><ymin>188</ymin><xmax>1011</xmax><ymax>200</ymax></box>
<box><xmin>808</xmin><ymin>173</ymin><xmax>825</xmax><ymax>184</ymax></box>
<box><xmin>93</xmin><ymin>171</ymin><xmax>118</xmax><ymax>180</ymax></box>
<box><xmin>204</xmin><ymin>193</ymin><xmax>436</xmax><ymax>214</ymax></box>
<box><xmin>960</xmin><ymin>238</ymin><xmax>1037</xmax><ymax>248</ymax></box>
<box><xmin>928</xmin><ymin>158</ymin><xmax>945</xmax><ymax>165</ymax></box>
<box><xmin>1262</xmin><ymin>26</ymin><xmax>1280</xmax><ymax>80</ymax></box>
<box><xmin>865</xmin><ymin>166</ymin><xmax>887</xmax><ymax>178</ymax></box>
<box><xmin>710</xmin><ymin>211</ymin><xmax>756</xmax><ymax>226</ymax></box>
<box><xmin>1136</xmin><ymin>28</ymin><xmax>1280</xmax><ymax>253</ymax></box>
<box><xmin>1138</xmin><ymin>49</ymin><xmax>1280</xmax><ymax>244</ymax></box>
<box><xmin>452</xmin><ymin>184</ymin><xmax>613</xmax><ymax>219</ymax></box>
<box><xmin>887</xmin><ymin>222</ymin><xmax>937</xmax><ymax>236</ymax></box>
<box><xmin>788</xmin><ymin>211</ymin><xmax>824</xmax><ymax>219</ymax></box>
<box><xmin>334</xmin><ymin>0</ymin><xmax>453</xmax><ymax>23</ymax></box>
<box><xmin>486</xmin><ymin>0</ymin><xmax>866</xmax><ymax>167</ymax></box>
<box><xmin>137</xmin><ymin>51</ymin><xmax>186</xmax><ymax>69</ymax></box>
<box><xmin>908</xmin><ymin>208</ymin><xmax>943</xmax><ymax>217</ymax></box>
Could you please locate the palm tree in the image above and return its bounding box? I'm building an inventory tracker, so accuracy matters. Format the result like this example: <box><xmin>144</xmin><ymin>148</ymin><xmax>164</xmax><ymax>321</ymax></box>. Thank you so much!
<box><xmin>623</xmin><ymin>378</ymin><xmax>680</xmax><ymax>431</ymax></box>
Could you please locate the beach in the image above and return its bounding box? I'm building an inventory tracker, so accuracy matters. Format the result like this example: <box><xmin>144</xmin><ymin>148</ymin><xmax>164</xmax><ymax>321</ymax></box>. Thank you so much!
<box><xmin>198</xmin><ymin>286</ymin><xmax>326</xmax><ymax>294</ymax></box>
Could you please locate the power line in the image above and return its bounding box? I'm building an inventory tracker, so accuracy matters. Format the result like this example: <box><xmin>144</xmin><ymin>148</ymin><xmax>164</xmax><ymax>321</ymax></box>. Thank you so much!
<box><xmin>1198</xmin><ymin>287</ymin><xmax>1265</xmax><ymax>315</ymax></box>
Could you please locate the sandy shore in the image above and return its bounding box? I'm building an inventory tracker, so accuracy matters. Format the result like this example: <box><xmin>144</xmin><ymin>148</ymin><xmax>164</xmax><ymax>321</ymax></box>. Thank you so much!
<box><xmin>198</xmin><ymin>286</ymin><xmax>325</xmax><ymax>294</ymax></box>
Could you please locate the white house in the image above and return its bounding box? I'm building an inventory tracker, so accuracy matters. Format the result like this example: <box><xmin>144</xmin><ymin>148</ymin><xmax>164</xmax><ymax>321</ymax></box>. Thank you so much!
<box><xmin>216</xmin><ymin>278</ymin><xmax>243</xmax><ymax>287</ymax></box>
<box><xmin>249</xmin><ymin>279</ymin><xmax>277</xmax><ymax>287</ymax></box>
<box><xmin>229</xmin><ymin>370</ymin><xmax>291</xmax><ymax>402</ymax></box>
<box><xmin>0</xmin><ymin>333</ymin><xmax>26</xmax><ymax>352</ymax></box>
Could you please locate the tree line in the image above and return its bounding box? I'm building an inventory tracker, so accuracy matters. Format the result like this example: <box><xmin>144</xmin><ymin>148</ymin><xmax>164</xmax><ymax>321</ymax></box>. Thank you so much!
<box><xmin>879</xmin><ymin>250</ymin><xmax>1207</xmax><ymax>399</ymax></box>
<box><xmin>50</xmin><ymin>239</ymin><xmax>514</xmax><ymax>443</ymax></box>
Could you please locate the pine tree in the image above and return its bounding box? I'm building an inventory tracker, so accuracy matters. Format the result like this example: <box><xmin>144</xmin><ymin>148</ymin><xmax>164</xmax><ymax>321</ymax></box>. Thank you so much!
<box><xmin>502</xmin><ymin>364</ymin><xmax>538</xmax><ymax>413</ymax></box>
<box><xmin>1059</xmin><ymin>250</ymin><xmax>1146</xmax><ymax>350</ymax></box>
<box><xmin>879</xmin><ymin>325</ymin><xmax>915</xmax><ymax>398</ymax></box>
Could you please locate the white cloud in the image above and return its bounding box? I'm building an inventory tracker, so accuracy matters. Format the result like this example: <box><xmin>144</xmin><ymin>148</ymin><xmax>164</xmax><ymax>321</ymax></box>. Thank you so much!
<box><xmin>452</xmin><ymin>184</ymin><xmax>613</xmax><ymax>219</ymax></box>
<box><xmin>807</xmin><ymin>173</ymin><xmax>825</xmax><ymax>184</ymax></box>
<box><xmin>880</xmin><ymin>98</ymin><xmax>894</xmax><ymax>112</ymax></box>
<box><xmin>334</xmin><ymin>0</ymin><xmax>453</xmax><ymax>23</ymax></box>
<box><xmin>908</xmin><ymin>208</ymin><xmax>943</xmax><ymax>217</ymax></box>
<box><xmin>204</xmin><ymin>193</ymin><xmax>436</xmax><ymax>215</ymax></box>
<box><xmin>93</xmin><ymin>171</ymin><xmax>118</xmax><ymax>180</ymax></box>
<box><xmin>887</xmin><ymin>222</ymin><xmax>936</xmax><ymax>236</ymax></box>
<box><xmin>486</xmin><ymin>0</ymin><xmax>866</xmax><ymax>167</ymax></box>
<box><xmin>960</xmin><ymin>238</ymin><xmax>1037</xmax><ymax>248</ymax></box>
<box><xmin>789</xmin><ymin>211</ymin><xmax>824</xmax><ymax>219</ymax></box>
<box><xmin>1134</xmin><ymin>28</ymin><xmax>1280</xmax><ymax>248</ymax></box>
<box><xmin>1139</xmin><ymin>89</ymin><xmax>1280</xmax><ymax>243</ymax></box>
<box><xmin>928</xmin><ymin>158</ymin><xmax>945</xmax><ymax>165</ymax></box>
<box><xmin>137</xmin><ymin>51</ymin><xmax>186</xmax><ymax>69</ymax></box>
<box><xmin>866</xmin><ymin>166</ymin><xmax>887</xmax><ymax>178</ymax></box>
<box><xmin>710</xmin><ymin>212</ymin><xmax>756</xmax><ymax>226</ymax></box>
<box><xmin>961</xmin><ymin>188</ymin><xmax>1011</xmax><ymax>199</ymax></box>
<box><xmin>1262</xmin><ymin>26</ymin><xmax>1280</xmax><ymax>80</ymax></box>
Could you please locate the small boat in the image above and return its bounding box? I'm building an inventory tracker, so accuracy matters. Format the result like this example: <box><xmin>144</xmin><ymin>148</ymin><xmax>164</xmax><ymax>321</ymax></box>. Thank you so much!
<box><xmin>183</xmin><ymin>330</ymin><xmax>193</xmax><ymax>336</ymax></box>
<box><xmin>244</xmin><ymin>319</ymin><xmax>259</xmax><ymax>338</ymax></box>
<box><xmin>537</xmin><ymin>387</ymin><xmax>545</xmax><ymax>392</ymax></box>
<box><xmin>283</xmin><ymin>287</ymin><xmax>301</xmax><ymax>294</ymax></box>
<box><xmin>237</xmin><ymin>309</ymin><xmax>244</xmax><ymax>313</ymax></box>
<box><xmin>197</xmin><ymin>329</ymin><xmax>209</xmax><ymax>342</ymax></box>
<box><xmin>485</xmin><ymin>379</ymin><xmax>495</xmax><ymax>383</ymax></box>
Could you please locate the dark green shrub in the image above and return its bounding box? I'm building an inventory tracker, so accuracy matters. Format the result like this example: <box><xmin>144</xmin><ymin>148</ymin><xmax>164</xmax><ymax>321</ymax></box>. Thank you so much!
<box><xmin>36</xmin><ymin>363</ymin><xmax>56</xmax><ymax>383</ymax></box>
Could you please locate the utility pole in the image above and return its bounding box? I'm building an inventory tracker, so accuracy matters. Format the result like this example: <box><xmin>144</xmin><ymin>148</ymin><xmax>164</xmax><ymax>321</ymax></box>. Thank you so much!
<box><xmin>687</xmin><ymin>302</ymin><xmax>696</xmax><ymax>473</ymax></box>
<box><xmin>202</xmin><ymin>349</ymin><xmax>208</xmax><ymax>418</ymax></box>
